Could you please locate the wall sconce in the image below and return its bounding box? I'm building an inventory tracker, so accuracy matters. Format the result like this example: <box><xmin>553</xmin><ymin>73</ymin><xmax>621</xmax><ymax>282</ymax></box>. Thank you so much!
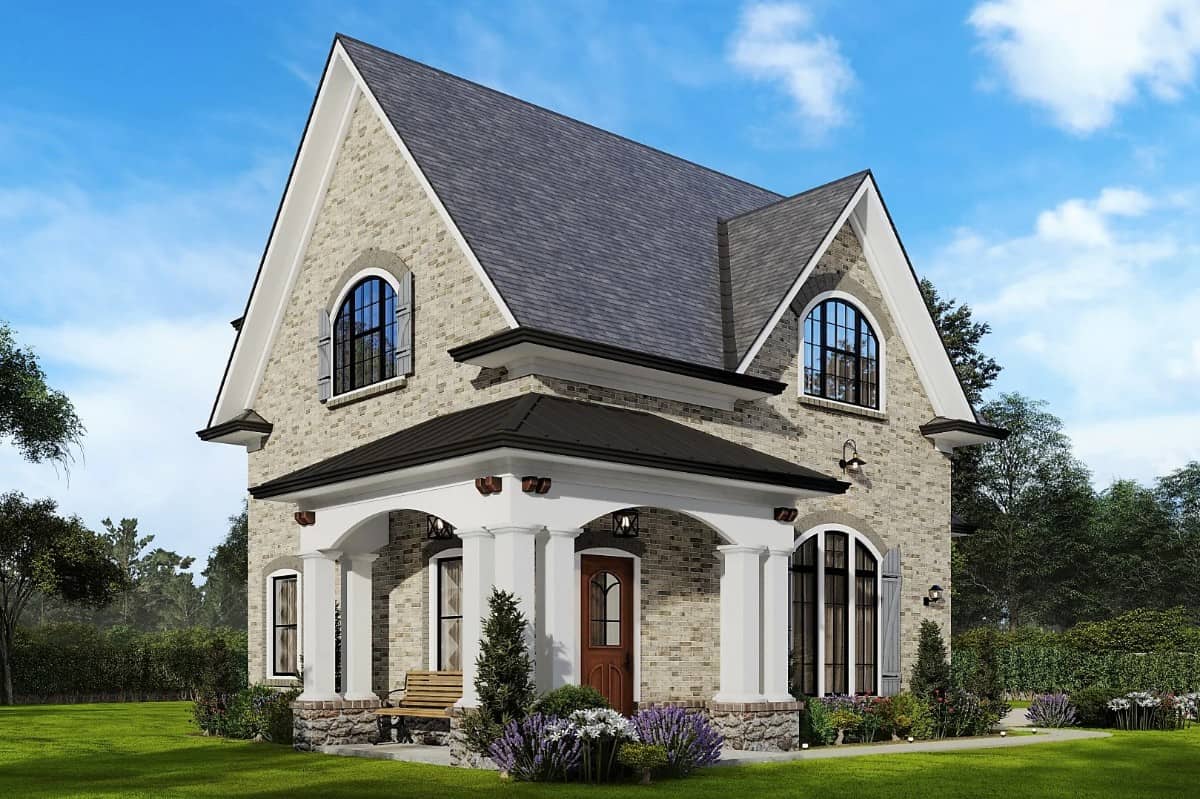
<box><xmin>293</xmin><ymin>511</ymin><xmax>316</xmax><ymax>527</ymax></box>
<box><xmin>426</xmin><ymin>515</ymin><xmax>456</xmax><ymax>540</ymax></box>
<box><xmin>839</xmin><ymin>439</ymin><xmax>866</xmax><ymax>474</ymax></box>
<box><xmin>923</xmin><ymin>584</ymin><xmax>945</xmax><ymax>606</ymax></box>
<box><xmin>520</xmin><ymin>476</ymin><xmax>552</xmax><ymax>494</ymax></box>
<box><xmin>611</xmin><ymin>509</ymin><xmax>640</xmax><ymax>538</ymax></box>
<box><xmin>773</xmin><ymin>507</ymin><xmax>798</xmax><ymax>523</ymax></box>
<box><xmin>474</xmin><ymin>476</ymin><xmax>503</xmax><ymax>495</ymax></box>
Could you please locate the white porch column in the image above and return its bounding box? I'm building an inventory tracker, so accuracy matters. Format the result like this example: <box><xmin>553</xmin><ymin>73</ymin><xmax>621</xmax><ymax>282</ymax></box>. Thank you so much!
<box><xmin>714</xmin><ymin>544</ymin><xmax>765</xmax><ymax>703</ymax></box>
<box><xmin>540</xmin><ymin>528</ymin><xmax>582</xmax><ymax>691</ymax></box>
<box><xmin>456</xmin><ymin>529</ymin><xmax>493</xmax><ymax>708</ymax></box>
<box><xmin>762</xmin><ymin>547</ymin><xmax>795</xmax><ymax>702</ymax></box>
<box><xmin>341</xmin><ymin>553</ymin><xmax>378</xmax><ymax>701</ymax></box>
<box><xmin>489</xmin><ymin>525</ymin><xmax>539</xmax><ymax>630</ymax></box>
<box><xmin>297</xmin><ymin>549</ymin><xmax>340</xmax><ymax>702</ymax></box>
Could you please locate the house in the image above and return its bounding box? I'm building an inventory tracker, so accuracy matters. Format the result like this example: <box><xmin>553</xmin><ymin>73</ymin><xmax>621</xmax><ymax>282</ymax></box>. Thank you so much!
<box><xmin>198</xmin><ymin>34</ymin><xmax>1004</xmax><ymax>759</ymax></box>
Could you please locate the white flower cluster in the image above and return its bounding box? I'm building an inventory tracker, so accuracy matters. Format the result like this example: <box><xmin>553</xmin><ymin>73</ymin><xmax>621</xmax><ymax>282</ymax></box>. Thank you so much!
<box><xmin>1127</xmin><ymin>691</ymin><xmax>1160</xmax><ymax>709</ymax></box>
<box><xmin>1107</xmin><ymin>698</ymin><xmax>1131</xmax><ymax>711</ymax></box>
<box><xmin>1178</xmin><ymin>694</ymin><xmax>1198</xmax><ymax>719</ymax></box>
<box><xmin>544</xmin><ymin>719</ymin><xmax>576</xmax><ymax>742</ymax></box>
<box><xmin>568</xmin><ymin>708</ymin><xmax>640</xmax><ymax>742</ymax></box>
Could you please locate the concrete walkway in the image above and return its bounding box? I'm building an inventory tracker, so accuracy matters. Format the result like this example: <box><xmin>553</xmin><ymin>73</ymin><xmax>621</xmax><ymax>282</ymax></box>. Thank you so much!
<box><xmin>718</xmin><ymin>727</ymin><xmax>1108</xmax><ymax>766</ymax></box>
<box><xmin>320</xmin><ymin>742</ymin><xmax>452</xmax><ymax>765</ymax></box>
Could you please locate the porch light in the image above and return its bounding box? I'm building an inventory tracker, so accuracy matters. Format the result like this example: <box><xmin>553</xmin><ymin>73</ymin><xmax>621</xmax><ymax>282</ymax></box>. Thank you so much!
<box><xmin>611</xmin><ymin>509</ymin><xmax>640</xmax><ymax>538</ymax></box>
<box><xmin>839</xmin><ymin>439</ymin><xmax>866</xmax><ymax>474</ymax></box>
<box><xmin>923</xmin><ymin>585</ymin><xmax>945</xmax><ymax>606</ymax></box>
<box><xmin>520</xmin><ymin>476</ymin><xmax>552</xmax><ymax>494</ymax></box>
<box><xmin>426</xmin><ymin>515</ymin><xmax>456</xmax><ymax>540</ymax></box>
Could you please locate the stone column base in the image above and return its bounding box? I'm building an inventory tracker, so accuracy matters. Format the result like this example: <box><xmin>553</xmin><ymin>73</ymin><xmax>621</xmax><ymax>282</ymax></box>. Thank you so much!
<box><xmin>291</xmin><ymin>698</ymin><xmax>382</xmax><ymax>751</ymax></box>
<box><xmin>447</xmin><ymin>707</ymin><xmax>499</xmax><ymax>770</ymax></box>
<box><xmin>706</xmin><ymin>700</ymin><xmax>803</xmax><ymax>752</ymax></box>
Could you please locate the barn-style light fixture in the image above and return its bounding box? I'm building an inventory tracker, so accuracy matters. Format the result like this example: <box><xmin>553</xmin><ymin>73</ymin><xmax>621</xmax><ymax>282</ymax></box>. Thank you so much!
<box><xmin>426</xmin><ymin>515</ymin><xmax>456</xmax><ymax>540</ymax></box>
<box><xmin>923</xmin><ymin>584</ymin><xmax>945</xmax><ymax>607</ymax></box>
<box><xmin>839</xmin><ymin>439</ymin><xmax>866</xmax><ymax>474</ymax></box>
<box><xmin>611</xmin><ymin>509</ymin><xmax>640</xmax><ymax>538</ymax></box>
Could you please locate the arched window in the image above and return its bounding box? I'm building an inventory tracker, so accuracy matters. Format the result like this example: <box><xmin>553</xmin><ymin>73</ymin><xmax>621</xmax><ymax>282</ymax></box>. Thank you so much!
<box><xmin>790</xmin><ymin>529</ymin><xmax>879</xmax><ymax>696</ymax></box>
<box><xmin>267</xmin><ymin>569</ymin><xmax>300</xmax><ymax>678</ymax></box>
<box><xmin>803</xmin><ymin>298</ymin><xmax>880</xmax><ymax>409</ymax></box>
<box><xmin>333</xmin><ymin>276</ymin><xmax>397</xmax><ymax>394</ymax></box>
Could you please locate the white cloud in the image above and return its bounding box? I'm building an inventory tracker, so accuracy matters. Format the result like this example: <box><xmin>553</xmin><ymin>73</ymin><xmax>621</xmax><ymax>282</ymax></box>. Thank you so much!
<box><xmin>969</xmin><ymin>0</ymin><xmax>1200</xmax><ymax>133</ymax></box>
<box><xmin>927</xmin><ymin>184</ymin><xmax>1200</xmax><ymax>484</ymax></box>
<box><xmin>0</xmin><ymin>318</ymin><xmax>246</xmax><ymax>572</ymax></box>
<box><xmin>729</xmin><ymin>2</ymin><xmax>854</xmax><ymax>134</ymax></box>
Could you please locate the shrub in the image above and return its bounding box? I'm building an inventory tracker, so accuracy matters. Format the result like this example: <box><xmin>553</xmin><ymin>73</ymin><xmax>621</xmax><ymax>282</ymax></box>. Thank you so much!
<box><xmin>927</xmin><ymin>688</ymin><xmax>1003</xmax><ymax>738</ymax></box>
<box><xmin>878</xmin><ymin>692</ymin><xmax>920</xmax><ymax>739</ymax></box>
<box><xmin>912</xmin><ymin>620</ymin><xmax>951</xmax><ymax>698</ymax></box>
<box><xmin>964</xmin><ymin>629</ymin><xmax>1005</xmax><ymax>700</ymax></box>
<box><xmin>631</xmin><ymin>705</ymin><xmax>722</xmax><ymax>776</ymax></box>
<box><xmin>1073</xmin><ymin>683</ymin><xmax>1115</xmax><ymax>727</ymax></box>
<box><xmin>801</xmin><ymin>698</ymin><xmax>836</xmax><ymax>745</ymax></box>
<box><xmin>571</xmin><ymin>708</ymin><xmax>639</xmax><ymax>783</ymax></box>
<box><xmin>1025</xmin><ymin>693</ymin><xmax>1077</xmax><ymax>728</ymax></box>
<box><xmin>193</xmin><ymin>685</ymin><xmax>299</xmax><ymax>743</ymax></box>
<box><xmin>466</xmin><ymin>589</ymin><xmax>536</xmax><ymax>755</ymax></box>
<box><xmin>533</xmin><ymin>685</ymin><xmax>609</xmax><ymax>718</ymax></box>
<box><xmin>828</xmin><ymin>706</ymin><xmax>862</xmax><ymax>745</ymax></box>
<box><xmin>617</xmin><ymin>743</ymin><xmax>669</xmax><ymax>784</ymax></box>
<box><xmin>1065</xmin><ymin>608</ymin><xmax>1200</xmax><ymax>654</ymax></box>
<box><xmin>489</xmin><ymin>714</ymin><xmax>581</xmax><ymax>782</ymax></box>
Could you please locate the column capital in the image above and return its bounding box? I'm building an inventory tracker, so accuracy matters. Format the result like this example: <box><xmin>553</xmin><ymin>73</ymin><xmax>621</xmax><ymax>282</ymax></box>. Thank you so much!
<box><xmin>716</xmin><ymin>544</ymin><xmax>766</xmax><ymax>557</ymax></box>
<box><xmin>765</xmin><ymin>546</ymin><xmax>793</xmax><ymax>558</ymax></box>
<box><xmin>455</xmin><ymin>528</ymin><xmax>493</xmax><ymax>541</ymax></box>
<box><xmin>547</xmin><ymin>527</ymin><xmax>584</xmax><ymax>539</ymax></box>
<box><xmin>345</xmin><ymin>552</ymin><xmax>379</xmax><ymax>565</ymax></box>
<box><xmin>485</xmin><ymin>524</ymin><xmax>541</xmax><ymax>537</ymax></box>
<box><xmin>299</xmin><ymin>548</ymin><xmax>342</xmax><ymax>561</ymax></box>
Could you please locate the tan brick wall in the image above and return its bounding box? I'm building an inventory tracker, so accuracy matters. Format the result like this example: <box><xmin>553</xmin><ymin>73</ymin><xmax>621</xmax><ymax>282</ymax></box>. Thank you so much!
<box><xmin>244</xmin><ymin>96</ymin><xmax>951</xmax><ymax>691</ymax></box>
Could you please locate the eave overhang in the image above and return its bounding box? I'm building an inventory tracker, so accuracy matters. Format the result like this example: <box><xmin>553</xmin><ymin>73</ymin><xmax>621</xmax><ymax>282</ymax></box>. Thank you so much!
<box><xmin>196</xmin><ymin>411</ymin><xmax>273</xmax><ymax>450</ymax></box>
<box><xmin>449</xmin><ymin>328</ymin><xmax>786</xmax><ymax>411</ymax></box>
<box><xmin>920</xmin><ymin>417</ymin><xmax>1009</xmax><ymax>452</ymax></box>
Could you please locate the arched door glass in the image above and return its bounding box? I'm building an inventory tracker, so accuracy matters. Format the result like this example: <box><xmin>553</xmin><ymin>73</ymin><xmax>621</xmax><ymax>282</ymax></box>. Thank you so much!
<box><xmin>589</xmin><ymin>571</ymin><xmax>622</xmax><ymax>646</ymax></box>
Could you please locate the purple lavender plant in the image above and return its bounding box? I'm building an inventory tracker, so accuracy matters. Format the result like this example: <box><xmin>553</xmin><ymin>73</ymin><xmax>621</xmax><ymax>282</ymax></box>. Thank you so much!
<box><xmin>1026</xmin><ymin>693</ymin><xmax>1078</xmax><ymax>728</ymax></box>
<box><xmin>631</xmin><ymin>706</ymin><xmax>723</xmax><ymax>775</ymax></box>
<box><xmin>488</xmin><ymin>714</ymin><xmax>582</xmax><ymax>782</ymax></box>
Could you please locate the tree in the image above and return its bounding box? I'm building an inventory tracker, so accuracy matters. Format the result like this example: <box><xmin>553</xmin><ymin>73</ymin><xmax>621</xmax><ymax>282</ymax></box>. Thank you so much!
<box><xmin>1156</xmin><ymin>462</ymin><xmax>1200</xmax><ymax>615</ymax></box>
<box><xmin>919</xmin><ymin>278</ymin><xmax>1001</xmax><ymax>406</ymax></box>
<box><xmin>0</xmin><ymin>322</ymin><xmax>84</xmax><ymax>467</ymax></box>
<box><xmin>201</xmin><ymin>503</ymin><xmax>248</xmax><ymax>630</ymax></box>
<box><xmin>0</xmin><ymin>492</ymin><xmax>122</xmax><ymax>703</ymax></box>
<box><xmin>910</xmin><ymin>619</ymin><xmax>951</xmax><ymax>698</ymax></box>
<box><xmin>461</xmin><ymin>588</ymin><xmax>535</xmax><ymax>754</ymax></box>
<box><xmin>952</xmin><ymin>393</ymin><xmax>1095</xmax><ymax>630</ymax></box>
<box><xmin>137</xmin><ymin>548</ymin><xmax>203</xmax><ymax>629</ymax></box>
<box><xmin>100</xmin><ymin>517</ymin><xmax>152</xmax><ymax>626</ymax></box>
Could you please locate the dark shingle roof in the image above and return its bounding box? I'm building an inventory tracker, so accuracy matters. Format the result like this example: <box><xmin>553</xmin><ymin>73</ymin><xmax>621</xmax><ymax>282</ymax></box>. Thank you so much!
<box><xmin>724</xmin><ymin>172</ymin><xmax>869</xmax><ymax>363</ymax></box>
<box><xmin>339</xmin><ymin>36</ymin><xmax>860</xmax><ymax>371</ymax></box>
<box><xmin>250</xmin><ymin>393</ymin><xmax>847</xmax><ymax>498</ymax></box>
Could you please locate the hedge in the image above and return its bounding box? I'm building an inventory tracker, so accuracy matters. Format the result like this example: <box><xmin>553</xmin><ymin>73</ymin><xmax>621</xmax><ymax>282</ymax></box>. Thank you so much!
<box><xmin>951</xmin><ymin>645</ymin><xmax>1200</xmax><ymax>695</ymax></box>
<box><xmin>11</xmin><ymin>624</ymin><xmax>247</xmax><ymax>703</ymax></box>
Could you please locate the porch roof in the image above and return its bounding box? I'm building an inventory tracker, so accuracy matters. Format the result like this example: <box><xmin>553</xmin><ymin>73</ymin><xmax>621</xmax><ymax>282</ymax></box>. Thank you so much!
<box><xmin>250</xmin><ymin>393</ymin><xmax>848</xmax><ymax>499</ymax></box>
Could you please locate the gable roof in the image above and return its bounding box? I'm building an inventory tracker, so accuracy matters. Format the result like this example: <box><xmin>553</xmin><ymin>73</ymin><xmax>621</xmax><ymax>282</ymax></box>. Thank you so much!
<box><xmin>723</xmin><ymin>171</ymin><xmax>870</xmax><ymax>365</ymax></box>
<box><xmin>339</xmin><ymin>35</ymin><xmax>786</xmax><ymax>370</ymax></box>
<box><xmin>250</xmin><ymin>393</ymin><xmax>848</xmax><ymax>499</ymax></box>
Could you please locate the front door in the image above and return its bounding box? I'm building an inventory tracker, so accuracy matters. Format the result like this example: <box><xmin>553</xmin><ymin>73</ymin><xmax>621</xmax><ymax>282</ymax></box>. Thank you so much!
<box><xmin>580</xmin><ymin>555</ymin><xmax>634</xmax><ymax>715</ymax></box>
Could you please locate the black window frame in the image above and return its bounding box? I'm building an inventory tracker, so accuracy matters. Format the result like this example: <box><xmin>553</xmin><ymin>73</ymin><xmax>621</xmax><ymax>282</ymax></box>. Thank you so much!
<box><xmin>854</xmin><ymin>541</ymin><xmax>879</xmax><ymax>695</ymax></box>
<box><xmin>790</xmin><ymin>536</ymin><xmax>819</xmax><ymax>697</ymax></box>
<box><xmin>824</xmin><ymin>531</ymin><xmax>850</xmax><ymax>695</ymax></box>
<box><xmin>333</xmin><ymin>276</ymin><xmax>397</xmax><ymax>395</ymax></box>
<box><xmin>437</xmin><ymin>556</ymin><xmax>463</xmax><ymax>671</ymax></box>
<box><xmin>804</xmin><ymin>298</ymin><xmax>880</xmax><ymax>410</ymax></box>
<box><xmin>271</xmin><ymin>574</ymin><xmax>299</xmax><ymax>678</ymax></box>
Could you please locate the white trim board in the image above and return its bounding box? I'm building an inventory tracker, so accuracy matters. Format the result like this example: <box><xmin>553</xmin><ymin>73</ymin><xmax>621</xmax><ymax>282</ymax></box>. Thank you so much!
<box><xmin>207</xmin><ymin>42</ymin><xmax>518</xmax><ymax>429</ymax></box>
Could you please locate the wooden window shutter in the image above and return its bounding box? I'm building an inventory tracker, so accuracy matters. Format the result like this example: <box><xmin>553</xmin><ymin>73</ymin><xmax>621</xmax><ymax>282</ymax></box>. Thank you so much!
<box><xmin>880</xmin><ymin>547</ymin><xmax>902</xmax><ymax>696</ymax></box>
<box><xmin>396</xmin><ymin>271</ymin><xmax>414</xmax><ymax>377</ymax></box>
<box><xmin>317</xmin><ymin>308</ymin><xmax>332</xmax><ymax>402</ymax></box>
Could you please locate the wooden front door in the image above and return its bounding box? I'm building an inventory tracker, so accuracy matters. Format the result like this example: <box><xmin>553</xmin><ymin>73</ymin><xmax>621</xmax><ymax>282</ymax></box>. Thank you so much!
<box><xmin>580</xmin><ymin>555</ymin><xmax>635</xmax><ymax>715</ymax></box>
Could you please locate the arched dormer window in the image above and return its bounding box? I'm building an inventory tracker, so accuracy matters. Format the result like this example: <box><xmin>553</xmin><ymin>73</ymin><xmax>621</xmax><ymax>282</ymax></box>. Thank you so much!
<box><xmin>803</xmin><ymin>297</ymin><xmax>880</xmax><ymax>410</ymax></box>
<box><xmin>317</xmin><ymin>268</ymin><xmax>413</xmax><ymax>402</ymax></box>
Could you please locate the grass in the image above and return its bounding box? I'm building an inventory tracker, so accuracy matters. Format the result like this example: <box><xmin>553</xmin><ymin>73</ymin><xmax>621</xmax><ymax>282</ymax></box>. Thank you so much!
<box><xmin>1</xmin><ymin>703</ymin><xmax>1198</xmax><ymax>798</ymax></box>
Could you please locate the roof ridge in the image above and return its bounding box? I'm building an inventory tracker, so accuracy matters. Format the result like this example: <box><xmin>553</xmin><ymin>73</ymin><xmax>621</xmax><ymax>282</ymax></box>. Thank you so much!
<box><xmin>335</xmin><ymin>33</ymin><xmax>784</xmax><ymax>200</ymax></box>
<box><xmin>720</xmin><ymin>170</ymin><xmax>871</xmax><ymax>225</ymax></box>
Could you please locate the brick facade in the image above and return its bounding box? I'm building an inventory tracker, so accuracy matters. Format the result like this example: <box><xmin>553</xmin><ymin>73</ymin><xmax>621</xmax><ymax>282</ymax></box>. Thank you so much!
<box><xmin>245</xmin><ymin>95</ymin><xmax>951</xmax><ymax>702</ymax></box>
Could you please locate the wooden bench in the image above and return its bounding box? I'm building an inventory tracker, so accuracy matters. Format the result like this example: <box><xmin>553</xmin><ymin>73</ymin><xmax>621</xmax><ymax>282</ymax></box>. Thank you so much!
<box><xmin>375</xmin><ymin>670</ymin><xmax>462</xmax><ymax>743</ymax></box>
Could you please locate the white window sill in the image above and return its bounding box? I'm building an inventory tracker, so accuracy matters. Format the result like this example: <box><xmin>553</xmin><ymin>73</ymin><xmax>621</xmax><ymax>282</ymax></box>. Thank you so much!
<box><xmin>798</xmin><ymin>393</ymin><xmax>887</xmax><ymax>421</ymax></box>
<box><xmin>326</xmin><ymin>376</ymin><xmax>407</xmax><ymax>408</ymax></box>
<box><xmin>264</xmin><ymin>676</ymin><xmax>301</xmax><ymax>687</ymax></box>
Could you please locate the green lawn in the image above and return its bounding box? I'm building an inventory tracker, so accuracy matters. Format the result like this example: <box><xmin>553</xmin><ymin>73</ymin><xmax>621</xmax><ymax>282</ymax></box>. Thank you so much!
<box><xmin>1</xmin><ymin>703</ymin><xmax>1197</xmax><ymax>798</ymax></box>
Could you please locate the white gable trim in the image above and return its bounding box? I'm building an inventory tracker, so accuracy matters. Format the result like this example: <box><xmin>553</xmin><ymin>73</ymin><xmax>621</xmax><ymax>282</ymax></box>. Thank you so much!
<box><xmin>736</xmin><ymin>175</ymin><xmax>974</xmax><ymax>423</ymax></box>
<box><xmin>208</xmin><ymin>43</ymin><xmax>518</xmax><ymax>428</ymax></box>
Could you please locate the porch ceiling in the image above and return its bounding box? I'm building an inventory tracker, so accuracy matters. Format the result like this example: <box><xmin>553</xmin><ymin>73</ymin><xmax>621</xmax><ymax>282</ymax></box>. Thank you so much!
<box><xmin>250</xmin><ymin>393</ymin><xmax>847</xmax><ymax>500</ymax></box>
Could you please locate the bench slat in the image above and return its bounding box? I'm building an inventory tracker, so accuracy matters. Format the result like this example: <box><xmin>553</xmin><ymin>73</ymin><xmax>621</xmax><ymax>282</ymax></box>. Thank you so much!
<box><xmin>375</xmin><ymin>670</ymin><xmax>463</xmax><ymax>720</ymax></box>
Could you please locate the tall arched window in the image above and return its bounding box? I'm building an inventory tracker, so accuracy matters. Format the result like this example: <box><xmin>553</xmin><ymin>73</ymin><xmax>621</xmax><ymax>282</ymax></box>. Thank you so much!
<box><xmin>334</xmin><ymin>276</ymin><xmax>397</xmax><ymax>394</ymax></box>
<box><xmin>803</xmin><ymin>298</ymin><xmax>880</xmax><ymax>409</ymax></box>
<box><xmin>790</xmin><ymin>528</ymin><xmax>880</xmax><ymax>696</ymax></box>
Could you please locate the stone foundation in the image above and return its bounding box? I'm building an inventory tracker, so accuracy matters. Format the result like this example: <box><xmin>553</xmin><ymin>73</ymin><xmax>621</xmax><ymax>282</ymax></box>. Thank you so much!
<box><xmin>292</xmin><ymin>698</ymin><xmax>382</xmax><ymax>751</ymax></box>
<box><xmin>378</xmin><ymin>715</ymin><xmax>451</xmax><ymax>746</ymax></box>
<box><xmin>707</xmin><ymin>700</ymin><xmax>802</xmax><ymax>752</ymax></box>
<box><xmin>448</xmin><ymin>709</ymin><xmax>499</xmax><ymax>770</ymax></box>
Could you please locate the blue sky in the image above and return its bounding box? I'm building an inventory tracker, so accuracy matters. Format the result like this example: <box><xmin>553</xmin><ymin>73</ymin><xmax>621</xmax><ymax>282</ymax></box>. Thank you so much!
<box><xmin>3</xmin><ymin>1</ymin><xmax>1199</xmax><ymax>570</ymax></box>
